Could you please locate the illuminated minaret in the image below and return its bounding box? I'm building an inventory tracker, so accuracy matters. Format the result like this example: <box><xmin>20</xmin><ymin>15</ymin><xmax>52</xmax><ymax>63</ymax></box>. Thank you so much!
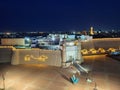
<box><xmin>90</xmin><ymin>27</ymin><xmax>94</xmax><ymax>35</ymax></box>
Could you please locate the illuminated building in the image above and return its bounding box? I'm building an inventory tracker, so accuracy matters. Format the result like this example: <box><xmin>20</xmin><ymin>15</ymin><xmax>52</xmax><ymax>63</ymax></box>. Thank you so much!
<box><xmin>90</xmin><ymin>27</ymin><xmax>94</xmax><ymax>35</ymax></box>
<box><xmin>1</xmin><ymin>38</ymin><xmax>25</xmax><ymax>46</ymax></box>
<box><xmin>1</xmin><ymin>35</ymin><xmax>120</xmax><ymax>67</ymax></box>
<box><xmin>80</xmin><ymin>35</ymin><xmax>93</xmax><ymax>42</ymax></box>
<box><xmin>1</xmin><ymin>37</ymin><xmax>31</xmax><ymax>46</ymax></box>
<box><xmin>0</xmin><ymin>37</ymin><xmax>83</xmax><ymax>68</ymax></box>
<box><xmin>62</xmin><ymin>38</ymin><xmax>83</xmax><ymax>67</ymax></box>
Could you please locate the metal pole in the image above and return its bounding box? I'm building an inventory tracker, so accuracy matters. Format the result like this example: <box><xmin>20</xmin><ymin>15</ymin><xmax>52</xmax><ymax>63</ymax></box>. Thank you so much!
<box><xmin>0</xmin><ymin>73</ymin><xmax>5</xmax><ymax>90</ymax></box>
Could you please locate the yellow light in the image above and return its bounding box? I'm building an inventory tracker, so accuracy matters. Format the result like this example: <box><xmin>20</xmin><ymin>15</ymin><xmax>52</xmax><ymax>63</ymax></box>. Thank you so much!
<box><xmin>6</xmin><ymin>32</ymin><xmax>11</xmax><ymax>35</ymax></box>
<box><xmin>89</xmin><ymin>48</ymin><xmax>97</xmax><ymax>54</ymax></box>
<box><xmin>107</xmin><ymin>48</ymin><xmax>116</xmax><ymax>52</ymax></box>
<box><xmin>91</xmin><ymin>50</ymin><xmax>97</xmax><ymax>54</ymax></box>
<box><xmin>81</xmin><ymin>49</ymin><xmax>88</xmax><ymax>54</ymax></box>
<box><xmin>24</xmin><ymin>55</ymin><xmax>31</xmax><ymax>61</ymax></box>
<box><xmin>98</xmin><ymin>48</ymin><xmax>105</xmax><ymax>53</ymax></box>
<box><xmin>24</xmin><ymin>55</ymin><xmax>48</xmax><ymax>62</ymax></box>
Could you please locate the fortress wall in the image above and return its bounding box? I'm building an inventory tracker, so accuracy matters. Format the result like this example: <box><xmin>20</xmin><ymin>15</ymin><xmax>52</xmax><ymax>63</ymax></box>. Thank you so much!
<box><xmin>93</xmin><ymin>38</ymin><xmax>120</xmax><ymax>49</ymax></box>
<box><xmin>12</xmin><ymin>49</ymin><xmax>62</xmax><ymax>67</ymax></box>
<box><xmin>1</xmin><ymin>38</ymin><xmax>120</xmax><ymax>64</ymax></box>
<box><xmin>38</xmin><ymin>50</ymin><xmax>62</xmax><ymax>66</ymax></box>
<box><xmin>81</xmin><ymin>38</ymin><xmax>120</xmax><ymax>50</ymax></box>
<box><xmin>81</xmin><ymin>40</ymin><xmax>94</xmax><ymax>49</ymax></box>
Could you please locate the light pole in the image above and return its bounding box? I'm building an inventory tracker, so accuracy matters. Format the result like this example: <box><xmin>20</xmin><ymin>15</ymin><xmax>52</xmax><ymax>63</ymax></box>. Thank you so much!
<box><xmin>0</xmin><ymin>73</ymin><xmax>5</xmax><ymax>90</ymax></box>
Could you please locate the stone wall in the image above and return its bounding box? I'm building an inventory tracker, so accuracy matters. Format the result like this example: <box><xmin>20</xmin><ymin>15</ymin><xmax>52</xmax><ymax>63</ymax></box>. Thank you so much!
<box><xmin>11</xmin><ymin>49</ymin><xmax>62</xmax><ymax>67</ymax></box>
<box><xmin>81</xmin><ymin>38</ymin><xmax>120</xmax><ymax>50</ymax></box>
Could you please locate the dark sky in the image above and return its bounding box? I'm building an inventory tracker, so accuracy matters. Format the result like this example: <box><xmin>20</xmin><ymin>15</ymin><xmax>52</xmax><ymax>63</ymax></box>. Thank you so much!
<box><xmin>0</xmin><ymin>0</ymin><xmax>120</xmax><ymax>32</ymax></box>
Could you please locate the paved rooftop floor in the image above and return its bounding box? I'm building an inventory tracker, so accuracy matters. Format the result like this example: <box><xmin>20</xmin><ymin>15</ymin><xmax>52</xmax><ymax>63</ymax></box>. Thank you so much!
<box><xmin>0</xmin><ymin>55</ymin><xmax>120</xmax><ymax>90</ymax></box>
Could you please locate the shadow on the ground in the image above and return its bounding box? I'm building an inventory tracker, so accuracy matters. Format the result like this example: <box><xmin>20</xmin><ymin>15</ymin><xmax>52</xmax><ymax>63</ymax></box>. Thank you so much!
<box><xmin>61</xmin><ymin>73</ymin><xmax>71</xmax><ymax>82</ymax></box>
<box><xmin>106</xmin><ymin>55</ymin><xmax>120</xmax><ymax>61</ymax></box>
<box><xmin>55</xmin><ymin>69</ymin><xmax>71</xmax><ymax>83</ymax></box>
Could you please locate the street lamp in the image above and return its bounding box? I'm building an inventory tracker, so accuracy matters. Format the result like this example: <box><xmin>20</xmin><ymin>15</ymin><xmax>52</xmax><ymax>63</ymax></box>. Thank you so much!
<box><xmin>0</xmin><ymin>73</ymin><xmax>5</xmax><ymax>90</ymax></box>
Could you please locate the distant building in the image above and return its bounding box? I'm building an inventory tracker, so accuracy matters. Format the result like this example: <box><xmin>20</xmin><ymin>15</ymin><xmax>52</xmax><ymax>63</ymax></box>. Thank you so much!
<box><xmin>1</xmin><ymin>38</ymin><xmax>25</xmax><ymax>46</ymax></box>
<box><xmin>90</xmin><ymin>27</ymin><xmax>94</xmax><ymax>35</ymax></box>
<box><xmin>1</xmin><ymin>37</ymin><xmax>31</xmax><ymax>47</ymax></box>
<box><xmin>80</xmin><ymin>35</ymin><xmax>93</xmax><ymax>41</ymax></box>
<box><xmin>81</xmin><ymin>30</ymin><xmax>87</xmax><ymax>35</ymax></box>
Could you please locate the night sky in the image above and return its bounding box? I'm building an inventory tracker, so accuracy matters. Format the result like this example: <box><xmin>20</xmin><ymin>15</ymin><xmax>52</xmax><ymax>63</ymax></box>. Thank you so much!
<box><xmin>0</xmin><ymin>0</ymin><xmax>120</xmax><ymax>32</ymax></box>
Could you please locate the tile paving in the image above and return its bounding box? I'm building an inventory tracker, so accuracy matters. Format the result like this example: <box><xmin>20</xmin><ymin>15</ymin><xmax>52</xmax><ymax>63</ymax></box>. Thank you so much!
<box><xmin>0</xmin><ymin>55</ymin><xmax>120</xmax><ymax>90</ymax></box>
